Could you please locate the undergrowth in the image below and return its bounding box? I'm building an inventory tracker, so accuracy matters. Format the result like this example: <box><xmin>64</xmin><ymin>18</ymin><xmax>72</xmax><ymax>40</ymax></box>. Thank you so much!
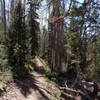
<box><xmin>42</xmin><ymin>66</ymin><xmax>65</xmax><ymax>85</ymax></box>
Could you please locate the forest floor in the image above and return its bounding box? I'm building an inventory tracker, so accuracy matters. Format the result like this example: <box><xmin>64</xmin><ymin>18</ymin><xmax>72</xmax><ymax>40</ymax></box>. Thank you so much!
<box><xmin>0</xmin><ymin>57</ymin><xmax>99</xmax><ymax>100</ymax></box>
<box><xmin>0</xmin><ymin>71</ymin><xmax>61</xmax><ymax>100</ymax></box>
<box><xmin>0</xmin><ymin>56</ymin><xmax>61</xmax><ymax>100</ymax></box>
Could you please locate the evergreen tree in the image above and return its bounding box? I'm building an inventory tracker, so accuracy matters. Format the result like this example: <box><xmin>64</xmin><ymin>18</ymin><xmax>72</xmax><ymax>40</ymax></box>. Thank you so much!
<box><xmin>8</xmin><ymin>1</ymin><xmax>27</xmax><ymax>74</ymax></box>
<box><xmin>28</xmin><ymin>0</ymin><xmax>39</xmax><ymax>58</ymax></box>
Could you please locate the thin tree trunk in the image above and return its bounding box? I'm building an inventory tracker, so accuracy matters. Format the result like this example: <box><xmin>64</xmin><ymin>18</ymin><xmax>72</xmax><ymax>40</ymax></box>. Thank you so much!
<box><xmin>2</xmin><ymin>0</ymin><xmax>6</xmax><ymax>42</ymax></box>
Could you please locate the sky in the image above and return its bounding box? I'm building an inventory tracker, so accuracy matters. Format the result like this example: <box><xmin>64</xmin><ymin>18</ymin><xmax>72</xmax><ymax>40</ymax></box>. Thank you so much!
<box><xmin>6</xmin><ymin>0</ymin><xmax>84</xmax><ymax>6</ymax></box>
<box><xmin>39</xmin><ymin>0</ymin><xmax>84</xmax><ymax>28</ymax></box>
<box><xmin>5</xmin><ymin>0</ymin><xmax>85</xmax><ymax>28</ymax></box>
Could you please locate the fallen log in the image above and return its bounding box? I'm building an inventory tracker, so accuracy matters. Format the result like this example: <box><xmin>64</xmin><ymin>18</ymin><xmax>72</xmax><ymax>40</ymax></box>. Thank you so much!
<box><xmin>60</xmin><ymin>86</ymin><xmax>93</xmax><ymax>100</ymax></box>
<box><xmin>61</xmin><ymin>92</ymin><xmax>83</xmax><ymax>100</ymax></box>
<box><xmin>81</xmin><ymin>80</ymin><xmax>94</xmax><ymax>87</ymax></box>
<box><xmin>60</xmin><ymin>87</ymin><xmax>79</xmax><ymax>96</ymax></box>
<box><xmin>61</xmin><ymin>92</ymin><xmax>75</xmax><ymax>100</ymax></box>
<box><xmin>60</xmin><ymin>79</ymin><xmax>100</xmax><ymax>100</ymax></box>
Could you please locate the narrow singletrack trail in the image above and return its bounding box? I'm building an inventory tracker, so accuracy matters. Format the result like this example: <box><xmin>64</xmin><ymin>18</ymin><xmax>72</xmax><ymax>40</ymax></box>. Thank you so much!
<box><xmin>0</xmin><ymin>71</ymin><xmax>61</xmax><ymax>100</ymax></box>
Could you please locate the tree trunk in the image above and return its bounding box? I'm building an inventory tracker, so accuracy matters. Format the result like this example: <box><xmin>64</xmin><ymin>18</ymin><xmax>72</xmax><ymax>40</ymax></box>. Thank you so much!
<box><xmin>48</xmin><ymin>0</ymin><xmax>64</xmax><ymax>72</ymax></box>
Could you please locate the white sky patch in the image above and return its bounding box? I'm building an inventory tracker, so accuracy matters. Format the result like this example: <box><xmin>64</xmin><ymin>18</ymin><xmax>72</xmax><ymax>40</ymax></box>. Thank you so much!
<box><xmin>5</xmin><ymin>0</ymin><xmax>85</xmax><ymax>29</ymax></box>
<box><xmin>78</xmin><ymin>0</ymin><xmax>84</xmax><ymax>3</ymax></box>
<box><xmin>39</xmin><ymin>0</ymin><xmax>85</xmax><ymax>29</ymax></box>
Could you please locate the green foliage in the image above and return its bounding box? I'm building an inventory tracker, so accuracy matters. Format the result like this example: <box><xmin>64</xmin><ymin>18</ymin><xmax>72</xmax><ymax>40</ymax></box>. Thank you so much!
<box><xmin>43</xmin><ymin>66</ymin><xmax>58</xmax><ymax>81</ymax></box>
<box><xmin>25</xmin><ymin>64</ymin><xmax>34</xmax><ymax>71</ymax></box>
<box><xmin>27</xmin><ymin>0</ymin><xmax>40</xmax><ymax>58</ymax></box>
<box><xmin>0</xmin><ymin>44</ymin><xmax>8</xmax><ymax>70</ymax></box>
<box><xmin>0</xmin><ymin>69</ymin><xmax>13</xmax><ymax>82</ymax></box>
<box><xmin>0</xmin><ymin>0</ymin><xmax>99</xmax><ymax>84</ymax></box>
<box><xmin>71</xmin><ymin>6</ymin><xmax>84</xmax><ymax>17</ymax></box>
<box><xmin>64</xmin><ymin>16</ymin><xmax>80</xmax><ymax>73</ymax></box>
<box><xmin>8</xmin><ymin>1</ymin><xmax>27</xmax><ymax>74</ymax></box>
<box><xmin>64</xmin><ymin>0</ymin><xmax>100</xmax><ymax>78</ymax></box>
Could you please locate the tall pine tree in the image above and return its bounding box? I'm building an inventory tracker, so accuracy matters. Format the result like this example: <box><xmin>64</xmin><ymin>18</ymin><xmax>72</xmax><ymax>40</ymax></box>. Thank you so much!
<box><xmin>8</xmin><ymin>1</ymin><xmax>27</xmax><ymax>75</ymax></box>
<box><xmin>28</xmin><ymin>0</ymin><xmax>39</xmax><ymax>58</ymax></box>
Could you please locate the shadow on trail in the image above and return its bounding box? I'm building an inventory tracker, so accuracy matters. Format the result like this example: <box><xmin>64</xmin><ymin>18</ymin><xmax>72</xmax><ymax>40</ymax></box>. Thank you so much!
<box><xmin>12</xmin><ymin>64</ymin><xmax>50</xmax><ymax>100</ymax></box>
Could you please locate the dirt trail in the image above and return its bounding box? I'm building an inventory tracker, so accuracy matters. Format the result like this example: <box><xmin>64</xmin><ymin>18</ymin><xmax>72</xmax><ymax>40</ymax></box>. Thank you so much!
<box><xmin>0</xmin><ymin>71</ymin><xmax>61</xmax><ymax>100</ymax></box>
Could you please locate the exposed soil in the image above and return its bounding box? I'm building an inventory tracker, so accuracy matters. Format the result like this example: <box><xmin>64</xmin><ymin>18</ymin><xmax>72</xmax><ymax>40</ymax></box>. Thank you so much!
<box><xmin>0</xmin><ymin>71</ymin><xmax>61</xmax><ymax>100</ymax></box>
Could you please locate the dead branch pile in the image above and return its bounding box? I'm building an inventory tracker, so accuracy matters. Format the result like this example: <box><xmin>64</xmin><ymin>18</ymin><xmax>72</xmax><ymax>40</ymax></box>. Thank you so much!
<box><xmin>60</xmin><ymin>80</ymin><xmax>100</xmax><ymax>100</ymax></box>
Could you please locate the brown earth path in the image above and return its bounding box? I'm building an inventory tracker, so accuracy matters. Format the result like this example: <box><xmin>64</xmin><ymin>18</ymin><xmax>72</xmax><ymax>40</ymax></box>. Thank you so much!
<box><xmin>0</xmin><ymin>71</ymin><xmax>61</xmax><ymax>100</ymax></box>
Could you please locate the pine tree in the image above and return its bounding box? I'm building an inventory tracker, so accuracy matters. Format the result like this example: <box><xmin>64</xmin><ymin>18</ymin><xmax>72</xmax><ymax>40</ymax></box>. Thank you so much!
<box><xmin>28</xmin><ymin>0</ymin><xmax>39</xmax><ymax>58</ymax></box>
<box><xmin>8</xmin><ymin>1</ymin><xmax>27</xmax><ymax>74</ymax></box>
